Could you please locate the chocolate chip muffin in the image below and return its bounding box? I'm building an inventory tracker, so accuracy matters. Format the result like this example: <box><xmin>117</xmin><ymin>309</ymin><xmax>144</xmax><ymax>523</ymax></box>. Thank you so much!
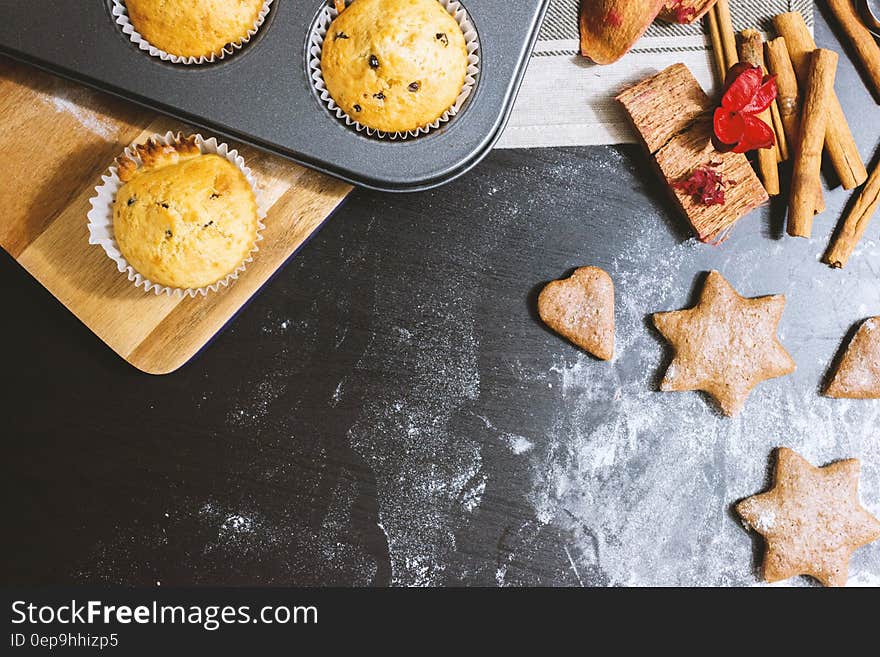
<box><xmin>113</xmin><ymin>136</ymin><xmax>259</xmax><ymax>290</ymax></box>
<box><xmin>320</xmin><ymin>0</ymin><xmax>469</xmax><ymax>133</ymax></box>
<box><xmin>125</xmin><ymin>0</ymin><xmax>265</xmax><ymax>59</ymax></box>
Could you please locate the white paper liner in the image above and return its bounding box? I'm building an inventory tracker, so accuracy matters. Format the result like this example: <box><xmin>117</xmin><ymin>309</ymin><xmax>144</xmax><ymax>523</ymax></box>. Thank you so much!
<box><xmin>308</xmin><ymin>0</ymin><xmax>480</xmax><ymax>139</ymax></box>
<box><xmin>87</xmin><ymin>132</ymin><xmax>267</xmax><ymax>298</ymax></box>
<box><xmin>112</xmin><ymin>0</ymin><xmax>273</xmax><ymax>65</ymax></box>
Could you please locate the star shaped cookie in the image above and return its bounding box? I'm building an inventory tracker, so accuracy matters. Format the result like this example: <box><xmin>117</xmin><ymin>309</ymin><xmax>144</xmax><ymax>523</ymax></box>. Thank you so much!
<box><xmin>652</xmin><ymin>270</ymin><xmax>796</xmax><ymax>416</ymax></box>
<box><xmin>737</xmin><ymin>448</ymin><xmax>880</xmax><ymax>587</ymax></box>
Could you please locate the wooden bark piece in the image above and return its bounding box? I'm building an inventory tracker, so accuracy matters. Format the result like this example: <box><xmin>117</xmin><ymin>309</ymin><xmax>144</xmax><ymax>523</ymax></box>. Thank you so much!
<box><xmin>617</xmin><ymin>64</ymin><xmax>769</xmax><ymax>241</ymax></box>
<box><xmin>538</xmin><ymin>267</ymin><xmax>615</xmax><ymax>361</ymax></box>
<box><xmin>736</xmin><ymin>448</ymin><xmax>880</xmax><ymax>587</ymax></box>
<box><xmin>825</xmin><ymin>317</ymin><xmax>880</xmax><ymax>399</ymax></box>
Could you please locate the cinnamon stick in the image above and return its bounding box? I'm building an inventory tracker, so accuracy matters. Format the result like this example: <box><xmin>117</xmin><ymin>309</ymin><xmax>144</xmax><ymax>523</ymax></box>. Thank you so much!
<box><xmin>789</xmin><ymin>49</ymin><xmax>838</xmax><ymax>238</ymax></box>
<box><xmin>774</xmin><ymin>12</ymin><xmax>867</xmax><ymax>190</ymax></box>
<box><xmin>770</xmin><ymin>99</ymin><xmax>788</xmax><ymax>162</ymax></box>
<box><xmin>739</xmin><ymin>29</ymin><xmax>779</xmax><ymax>195</ymax></box>
<box><xmin>766</xmin><ymin>36</ymin><xmax>825</xmax><ymax>213</ymax></box>
<box><xmin>738</xmin><ymin>30</ymin><xmax>788</xmax><ymax>162</ymax></box>
<box><xmin>765</xmin><ymin>38</ymin><xmax>801</xmax><ymax>148</ymax></box>
<box><xmin>715</xmin><ymin>0</ymin><xmax>738</xmax><ymax>71</ymax></box>
<box><xmin>706</xmin><ymin>6</ymin><xmax>727</xmax><ymax>84</ymax></box>
<box><xmin>825</xmin><ymin>160</ymin><xmax>880</xmax><ymax>267</ymax></box>
<box><xmin>826</xmin><ymin>0</ymin><xmax>880</xmax><ymax>99</ymax></box>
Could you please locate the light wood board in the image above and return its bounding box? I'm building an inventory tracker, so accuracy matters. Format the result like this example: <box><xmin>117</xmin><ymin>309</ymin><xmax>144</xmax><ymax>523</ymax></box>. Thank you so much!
<box><xmin>0</xmin><ymin>58</ymin><xmax>353</xmax><ymax>374</ymax></box>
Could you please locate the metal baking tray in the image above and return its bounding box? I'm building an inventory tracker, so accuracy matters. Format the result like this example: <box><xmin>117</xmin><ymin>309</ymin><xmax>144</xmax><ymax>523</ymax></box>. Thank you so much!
<box><xmin>0</xmin><ymin>0</ymin><xmax>550</xmax><ymax>192</ymax></box>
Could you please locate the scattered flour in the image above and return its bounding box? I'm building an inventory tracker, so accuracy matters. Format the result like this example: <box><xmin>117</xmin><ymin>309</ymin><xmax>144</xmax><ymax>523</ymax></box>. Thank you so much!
<box><xmin>219</xmin><ymin>514</ymin><xmax>253</xmax><ymax>537</ymax></box>
<box><xmin>226</xmin><ymin>373</ymin><xmax>287</xmax><ymax>426</ymax></box>
<box><xmin>505</xmin><ymin>434</ymin><xmax>535</xmax><ymax>455</ymax></box>
<box><xmin>34</xmin><ymin>80</ymin><xmax>117</xmax><ymax>139</ymax></box>
<box><xmin>750</xmin><ymin>511</ymin><xmax>775</xmax><ymax>533</ymax></box>
<box><xmin>330</xmin><ymin>380</ymin><xmax>344</xmax><ymax>406</ymax></box>
<box><xmin>48</xmin><ymin>95</ymin><xmax>115</xmax><ymax>139</ymax></box>
<box><xmin>75</xmin><ymin>478</ymin><xmax>377</xmax><ymax>586</ymax></box>
<box><xmin>346</xmin><ymin>258</ymin><xmax>485</xmax><ymax>586</ymax></box>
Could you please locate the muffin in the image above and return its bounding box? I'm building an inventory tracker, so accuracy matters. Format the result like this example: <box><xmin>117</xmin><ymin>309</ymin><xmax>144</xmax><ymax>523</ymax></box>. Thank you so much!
<box><xmin>320</xmin><ymin>0</ymin><xmax>469</xmax><ymax>133</ymax></box>
<box><xmin>124</xmin><ymin>0</ymin><xmax>265</xmax><ymax>59</ymax></box>
<box><xmin>113</xmin><ymin>136</ymin><xmax>259</xmax><ymax>290</ymax></box>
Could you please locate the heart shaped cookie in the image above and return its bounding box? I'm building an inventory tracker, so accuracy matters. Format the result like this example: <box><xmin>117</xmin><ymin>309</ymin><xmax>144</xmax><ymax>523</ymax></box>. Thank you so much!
<box><xmin>538</xmin><ymin>267</ymin><xmax>614</xmax><ymax>361</ymax></box>
<box><xmin>579</xmin><ymin>0</ymin><xmax>666</xmax><ymax>64</ymax></box>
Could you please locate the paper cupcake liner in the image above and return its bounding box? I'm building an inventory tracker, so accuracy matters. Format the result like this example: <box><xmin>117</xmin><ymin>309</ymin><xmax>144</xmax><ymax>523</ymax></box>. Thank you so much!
<box><xmin>308</xmin><ymin>0</ymin><xmax>480</xmax><ymax>139</ymax></box>
<box><xmin>87</xmin><ymin>132</ymin><xmax>267</xmax><ymax>298</ymax></box>
<box><xmin>111</xmin><ymin>0</ymin><xmax>273</xmax><ymax>65</ymax></box>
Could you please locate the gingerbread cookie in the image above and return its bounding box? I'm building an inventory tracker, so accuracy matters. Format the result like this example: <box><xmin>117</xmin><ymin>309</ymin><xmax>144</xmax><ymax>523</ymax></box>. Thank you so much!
<box><xmin>736</xmin><ymin>448</ymin><xmax>880</xmax><ymax>587</ymax></box>
<box><xmin>652</xmin><ymin>271</ymin><xmax>795</xmax><ymax>416</ymax></box>
<box><xmin>538</xmin><ymin>267</ymin><xmax>614</xmax><ymax>361</ymax></box>
<box><xmin>825</xmin><ymin>317</ymin><xmax>880</xmax><ymax>399</ymax></box>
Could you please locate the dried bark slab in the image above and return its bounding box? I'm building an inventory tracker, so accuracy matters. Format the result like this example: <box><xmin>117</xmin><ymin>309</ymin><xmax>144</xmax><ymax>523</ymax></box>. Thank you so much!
<box><xmin>538</xmin><ymin>267</ymin><xmax>615</xmax><ymax>360</ymax></box>
<box><xmin>579</xmin><ymin>0</ymin><xmax>666</xmax><ymax>64</ymax></box>
<box><xmin>658</xmin><ymin>0</ymin><xmax>718</xmax><ymax>24</ymax></box>
<box><xmin>617</xmin><ymin>64</ymin><xmax>769</xmax><ymax>241</ymax></box>
<box><xmin>737</xmin><ymin>448</ymin><xmax>880</xmax><ymax>587</ymax></box>
<box><xmin>825</xmin><ymin>317</ymin><xmax>880</xmax><ymax>399</ymax></box>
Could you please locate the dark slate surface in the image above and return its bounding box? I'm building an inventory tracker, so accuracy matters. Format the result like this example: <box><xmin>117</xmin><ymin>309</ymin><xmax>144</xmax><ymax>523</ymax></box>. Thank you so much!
<box><xmin>2</xmin><ymin>9</ymin><xmax>879</xmax><ymax>587</ymax></box>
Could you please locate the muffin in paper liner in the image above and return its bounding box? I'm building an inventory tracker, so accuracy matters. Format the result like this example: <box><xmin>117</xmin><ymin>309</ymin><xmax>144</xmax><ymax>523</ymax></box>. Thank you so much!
<box><xmin>111</xmin><ymin>0</ymin><xmax>273</xmax><ymax>65</ymax></box>
<box><xmin>87</xmin><ymin>132</ymin><xmax>267</xmax><ymax>298</ymax></box>
<box><xmin>308</xmin><ymin>0</ymin><xmax>481</xmax><ymax>139</ymax></box>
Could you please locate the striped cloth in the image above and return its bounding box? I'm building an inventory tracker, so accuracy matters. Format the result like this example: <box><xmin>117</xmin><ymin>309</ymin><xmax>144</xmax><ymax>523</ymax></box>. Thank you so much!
<box><xmin>497</xmin><ymin>0</ymin><xmax>814</xmax><ymax>148</ymax></box>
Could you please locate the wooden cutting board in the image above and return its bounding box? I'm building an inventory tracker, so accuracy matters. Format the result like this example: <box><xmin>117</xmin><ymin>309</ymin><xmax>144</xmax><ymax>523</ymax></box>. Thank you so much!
<box><xmin>0</xmin><ymin>58</ymin><xmax>353</xmax><ymax>374</ymax></box>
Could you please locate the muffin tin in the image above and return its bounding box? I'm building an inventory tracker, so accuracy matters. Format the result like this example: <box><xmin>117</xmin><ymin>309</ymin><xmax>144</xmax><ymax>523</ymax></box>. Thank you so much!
<box><xmin>0</xmin><ymin>0</ymin><xmax>551</xmax><ymax>192</ymax></box>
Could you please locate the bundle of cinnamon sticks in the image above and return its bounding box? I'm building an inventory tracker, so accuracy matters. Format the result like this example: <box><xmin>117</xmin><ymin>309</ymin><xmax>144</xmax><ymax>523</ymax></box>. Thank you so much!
<box><xmin>707</xmin><ymin>5</ymin><xmax>878</xmax><ymax>268</ymax></box>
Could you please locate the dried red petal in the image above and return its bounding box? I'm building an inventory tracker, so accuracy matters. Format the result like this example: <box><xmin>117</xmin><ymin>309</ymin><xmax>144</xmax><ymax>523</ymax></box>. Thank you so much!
<box><xmin>673</xmin><ymin>165</ymin><xmax>726</xmax><ymax>206</ymax></box>
<box><xmin>714</xmin><ymin>65</ymin><xmax>780</xmax><ymax>152</ymax></box>
<box><xmin>713</xmin><ymin>108</ymin><xmax>745</xmax><ymax>145</ymax></box>
<box><xmin>732</xmin><ymin>115</ymin><xmax>776</xmax><ymax>153</ymax></box>
<box><xmin>741</xmin><ymin>76</ymin><xmax>778</xmax><ymax>114</ymax></box>
<box><xmin>666</xmin><ymin>0</ymin><xmax>696</xmax><ymax>23</ymax></box>
<box><xmin>721</xmin><ymin>66</ymin><xmax>763</xmax><ymax>112</ymax></box>
<box><xmin>722</xmin><ymin>63</ymin><xmax>754</xmax><ymax>91</ymax></box>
